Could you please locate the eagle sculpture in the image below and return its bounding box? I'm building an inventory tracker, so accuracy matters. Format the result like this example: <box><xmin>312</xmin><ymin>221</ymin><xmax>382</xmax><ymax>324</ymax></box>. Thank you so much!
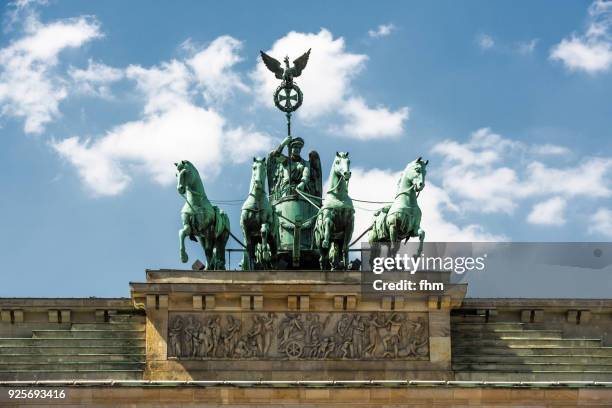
<box><xmin>260</xmin><ymin>49</ymin><xmax>311</xmax><ymax>85</ymax></box>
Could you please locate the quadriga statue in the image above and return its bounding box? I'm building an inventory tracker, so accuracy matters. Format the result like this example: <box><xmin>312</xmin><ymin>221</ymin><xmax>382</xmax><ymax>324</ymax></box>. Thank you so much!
<box><xmin>369</xmin><ymin>157</ymin><xmax>428</xmax><ymax>260</ymax></box>
<box><xmin>175</xmin><ymin>160</ymin><xmax>230</xmax><ymax>270</ymax></box>
<box><xmin>240</xmin><ymin>157</ymin><xmax>279</xmax><ymax>270</ymax></box>
<box><xmin>313</xmin><ymin>152</ymin><xmax>355</xmax><ymax>270</ymax></box>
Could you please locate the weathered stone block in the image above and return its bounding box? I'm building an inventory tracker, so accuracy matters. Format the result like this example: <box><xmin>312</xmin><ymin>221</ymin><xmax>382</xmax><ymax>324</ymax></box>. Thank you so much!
<box><xmin>429</xmin><ymin>336</ymin><xmax>451</xmax><ymax>364</ymax></box>
<box><xmin>253</xmin><ymin>295</ymin><xmax>263</xmax><ymax>310</ymax></box>
<box><xmin>12</xmin><ymin>309</ymin><xmax>23</xmax><ymax>323</ymax></box>
<box><xmin>288</xmin><ymin>295</ymin><xmax>297</xmax><ymax>310</ymax></box>
<box><xmin>241</xmin><ymin>295</ymin><xmax>251</xmax><ymax>310</ymax></box>
<box><xmin>48</xmin><ymin>309</ymin><xmax>59</xmax><ymax>323</ymax></box>
<box><xmin>440</xmin><ymin>295</ymin><xmax>451</xmax><ymax>309</ymax></box>
<box><xmin>428</xmin><ymin>311</ymin><xmax>450</xmax><ymax>337</ymax></box>
<box><xmin>567</xmin><ymin>309</ymin><xmax>578</xmax><ymax>323</ymax></box>
<box><xmin>158</xmin><ymin>295</ymin><xmax>168</xmax><ymax>309</ymax></box>
<box><xmin>533</xmin><ymin>309</ymin><xmax>544</xmax><ymax>322</ymax></box>
<box><xmin>192</xmin><ymin>295</ymin><xmax>202</xmax><ymax>310</ymax></box>
<box><xmin>205</xmin><ymin>295</ymin><xmax>215</xmax><ymax>310</ymax></box>
<box><xmin>146</xmin><ymin>294</ymin><xmax>156</xmax><ymax>309</ymax></box>
<box><xmin>580</xmin><ymin>309</ymin><xmax>592</xmax><ymax>323</ymax></box>
<box><xmin>299</xmin><ymin>295</ymin><xmax>309</xmax><ymax>311</ymax></box>
<box><xmin>394</xmin><ymin>296</ymin><xmax>404</xmax><ymax>310</ymax></box>
<box><xmin>0</xmin><ymin>310</ymin><xmax>10</xmax><ymax>323</ymax></box>
<box><xmin>381</xmin><ymin>296</ymin><xmax>392</xmax><ymax>310</ymax></box>
<box><xmin>60</xmin><ymin>309</ymin><xmax>71</xmax><ymax>323</ymax></box>
<box><xmin>520</xmin><ymin>309</ymin><xmax>531</xmax><ymax>322</ymax></box>
<box><xmin>95</xmin><ymin>309</ymin><xmax>106</xmax><ymax>322</ymax></box>
<box><xmin>346</xmin><ymin>295</ymin><xmax>356</xmax><ymax>310</ymax></box>
<box><xmin>333</xmin><ymin>295</ymin><xmax>343</xmax><ymax>310</ymax></box>
<box><xmin>428</xmin><ymin>296</ymin><xmax>439</xmax><ymax>309</ymax></box>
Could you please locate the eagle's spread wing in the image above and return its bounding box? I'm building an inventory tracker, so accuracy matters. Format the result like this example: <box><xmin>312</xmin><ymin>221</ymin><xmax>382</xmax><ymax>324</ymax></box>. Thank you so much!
<box><xmin>292</xmin><ymin>48</ymin><xmax>311</xmax><ymax>77</ymax></box>
<box><xmin>260</xmin><ymin>51</ymin><xmax>284</xmax><ymax>79</ymax></box>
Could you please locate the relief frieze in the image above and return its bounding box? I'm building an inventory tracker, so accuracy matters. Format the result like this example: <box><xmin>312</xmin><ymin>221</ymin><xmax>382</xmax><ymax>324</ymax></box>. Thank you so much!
<box><xmin>168</xmin><ymin>312</ymin><xmax>428</xmax><ymax>360</ymax></box>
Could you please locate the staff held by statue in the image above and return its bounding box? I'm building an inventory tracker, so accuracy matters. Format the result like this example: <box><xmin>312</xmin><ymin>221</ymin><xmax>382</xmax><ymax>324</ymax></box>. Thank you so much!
<box><xmin>260</xmin><ymin>48</ymin><xmax>310</xmax><ymax>195</ymax></box>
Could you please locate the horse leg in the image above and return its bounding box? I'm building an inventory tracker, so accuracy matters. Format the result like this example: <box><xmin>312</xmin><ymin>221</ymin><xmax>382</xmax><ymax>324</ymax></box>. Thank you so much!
<box><xmin>343</xmin><ymin>212</ymin><xmax>354</xmax><ymax>270</ymax></box>
<box><xmin>214</xmin><ymin>230</ymin><xmax>229</xmax><ymax>270</ymax></box>
<box><xmin>322</xmin><ymin>210</ymin><xmax>333</xmax><ymax>249</ymax></box>
<box><xmin>269</xmin><ymin>227</ymin><xmax>278</xmax><ymax>269</ymax></box>
<box><xmin>202</xmin><ymin>237</ymin><xmax>215</xmax><ymax>270</ymax></box>
<box><xmin>329</xmin><ymin>242</ymin><xmax>338</xmax><ymax>271</ymax></box>
<box><xmin>319</xmin><ymin>246</ymin><xmax>329</xmax><ymax>270</ymax></box>
<box><xmin>179</xmin><ymin>214</ymin><xmax>191</xmax><ymax>263</ymax></box>
<box><xmin>260</xmin><ymin>223</ymin><xmax>272</xmax><ymax>269</ymax></box>
<box><xmin>388</xmin><ymin>215</ymin><xmax>400</xmax><ymax>260</ymax></box>
<box><xmin>241</xmin><ymin>212</ymin><xmax>255</xmax><ymax>271</ymax></box>
<box><xmin>416</xmin><ymin>228</ymin><xmax>425</xmax><ymax>258</ymax></box>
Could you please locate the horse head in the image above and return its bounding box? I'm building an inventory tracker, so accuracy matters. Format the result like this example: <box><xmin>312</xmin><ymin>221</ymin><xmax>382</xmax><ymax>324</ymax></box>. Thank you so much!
<box><xmin>250</xmin><ymin>157</ymin><xmax>266</xmax><ymax>194</ymax></box>
<box><xmin>402</xmin><ymin>157</ymin><xmax>428</xmax><ymax>193</ymax></box>
<box><xmin>333</xmin><ymin>151</ymin><xmax>352</xmax><ymax>181</ymax></box>
<box><xmin>175</xmin><ymin>160</ymin><xmax>198</xmax><ymax>195</ymax></box>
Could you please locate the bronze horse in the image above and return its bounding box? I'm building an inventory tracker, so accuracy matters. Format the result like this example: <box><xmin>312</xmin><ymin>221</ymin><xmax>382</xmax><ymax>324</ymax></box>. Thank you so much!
<box><xmin>313</xmin><ymin>152</ymin><xmax>354</xmax><ymax>270</ymax></box>
<box><xmin>369</xmin><ymin>157</ymin><xmax>428</xmax><ymax>261</ymax></box>
<box><xmin>240</xmin><ymin>157</ymin><xmax>278</xmax><ymax>270</ymax></box>
<box><xmin>176</xmin><ymin>160</ymin><xmax>230</xmax><ymax>270</ymax></box>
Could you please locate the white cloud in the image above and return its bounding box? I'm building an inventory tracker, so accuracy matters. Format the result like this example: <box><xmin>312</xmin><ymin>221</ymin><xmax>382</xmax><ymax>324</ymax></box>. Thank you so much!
<box><xmin>252</xmin><ymin>29</ymin><xmax>367</xmax><ymax>120</ymax></box>
<box><xmin>349</xmin><ymin>167</ymin><xmax>505</xmax><ymax>243</ymax></box>
<box><xmin>368</xmin><ymin>23</ymin><xmax>396</xmax><ymax>38</ymax></box>
<box><xmin>126</xmin><ymin>60</ymin><xmax>192</xmax><ymax>114</ymax></box>
<box><xmin>334</xmin><ymin>97</ymin><xmax>409</xmax><ymax>140</ymax></box>
<box><xmin>527</xmin><ymin>197</ymin><xmax>567</xmax><ymax>226</ymax></box>
<box><xmin>186</xmin><ymin>35</ymin><xmax>249</xmax><ymax>103</ymax></box>
<box><xmin>550</xmin><ymin>0</ymin><xmax>612</xmax><ymax>74</ymax></box>
<box><xmin>53</xmin><ymin>101</ymin><xmax>272</xmax><ymax>196</ymax></box>
<box><xmin>531</xmin><ymin>143</ymin><xmax>571</xmax><ymax>156</ymax></box>
<box><xmin>516</xmin><ymin>39</ymin><xmax>538</xmax><ymax>55</ymax></box>
<box><xmin>588</xmin><ymin>207</ymin><xmax>612</xmax><ymax>237</ymax></box>
<box><xmin>431</xmin><ymin>128</ymin><xmax>612</xmax><ymax>214</ymax></box>
<box><xmin>4</xmin><ymin>0</ymin><xmax>48</xmax><ymax>32</ymax></box>
<box><xmin>477</xmin><ymin>34</ymin><xmax>495</xmax><ymax>50</ymax></box>
<box><xmin>69</xmin><ymin>59</ymin><xmax>123</xmax><ymax>98</ymax></box>
<box><xmin>53</xmin><ymin>48</ymin><xmax>272</xmax><ymax>196</ymax></box>
<box><xmin>0</xmin><ymin>15</ymin><xmax>102</xmax><ymax>133</ymax></box>
<box><xmin>252</xmin><ymin>29</ymin><xmax>409</xmax><ymax>139</ymax></box>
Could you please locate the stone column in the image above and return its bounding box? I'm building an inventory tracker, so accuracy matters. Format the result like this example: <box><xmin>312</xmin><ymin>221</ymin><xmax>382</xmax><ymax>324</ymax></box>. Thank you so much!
<box><xmin>428</xmin><ymin>295</ymin><xmax>451</xmax><ymax>369</ymax></box>
<box><xmin>145</xmin><ymin>294</ymin><xmax>168</xmax><ymax>377</ymax></box>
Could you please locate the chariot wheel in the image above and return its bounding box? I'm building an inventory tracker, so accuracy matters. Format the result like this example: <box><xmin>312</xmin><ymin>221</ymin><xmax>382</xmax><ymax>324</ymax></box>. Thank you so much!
<box><xmin>284</xmin><ymin>340</ymin><xmax>303</xmax><ymax>359</ymax></box>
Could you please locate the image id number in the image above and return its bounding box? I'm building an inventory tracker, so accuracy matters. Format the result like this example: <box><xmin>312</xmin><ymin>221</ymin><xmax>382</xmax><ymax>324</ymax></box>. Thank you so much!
<box><xmin>8</xmin><ymin>389</ymin><xmax>66</xmax><ymax>399</ymax></box>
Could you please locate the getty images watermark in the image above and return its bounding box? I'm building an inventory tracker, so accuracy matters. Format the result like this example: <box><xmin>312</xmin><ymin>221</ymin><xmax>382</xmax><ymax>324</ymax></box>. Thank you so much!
<box><xmin>360</xmin><ymin>242</ymin><xmax>612</xmax><ymax>296</ymax></box>
<box><xmin>358</xmin><ymin>242</ymin><xmax>490</xmax><ymax>294</ymax></box>
<box><xmin>369</xmin><ymin>252</ymin><xmax>487</xmax><ymax>292</ymax></box>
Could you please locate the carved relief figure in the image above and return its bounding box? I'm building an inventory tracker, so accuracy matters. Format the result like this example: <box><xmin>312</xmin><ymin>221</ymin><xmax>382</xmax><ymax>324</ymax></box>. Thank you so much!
<box><xmin>169</xmin><ymin>316</ymin><xmax>184</xmax><ymax>357</ymax></box>
<box><xmin>168</xmin><ymin>312</ymin><xmax>428</xmax><ymax>361</ymax></box>
<box><xmin>223</xmin><ymin>315</ymin><xmax>241</xmax><ymax>357</ymax></box>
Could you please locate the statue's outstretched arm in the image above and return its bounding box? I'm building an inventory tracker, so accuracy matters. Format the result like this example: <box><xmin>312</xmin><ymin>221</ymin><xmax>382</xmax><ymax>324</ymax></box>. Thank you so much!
<box><xmin>273</xmin><ymin>135</ymin><xmax>292</xmax><ymax>155</ymax></box>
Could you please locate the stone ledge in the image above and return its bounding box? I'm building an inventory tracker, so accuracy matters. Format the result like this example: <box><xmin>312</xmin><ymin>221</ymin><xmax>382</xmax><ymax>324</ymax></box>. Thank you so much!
<box><xmin>1</xmin><ymin>384</ymin><xmax>611</xmax><ymax>406</ymax></box>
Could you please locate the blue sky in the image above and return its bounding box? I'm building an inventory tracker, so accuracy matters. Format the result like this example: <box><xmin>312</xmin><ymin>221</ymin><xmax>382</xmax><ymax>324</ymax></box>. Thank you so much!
<box><xmin>0</xmin><ymin>0</ymin><xmax>611</xmax><ymax>297</ymax></box>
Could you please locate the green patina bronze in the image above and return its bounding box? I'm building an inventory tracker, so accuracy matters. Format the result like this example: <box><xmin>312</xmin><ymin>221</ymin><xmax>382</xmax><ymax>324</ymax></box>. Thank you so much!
<box><xmin>176</xmin><ymin>160</ymin><xmax>230</xmax><ymax>270</ymax></box>
<box><xmin>174</xmin><ymin>47</ymin><xmax>428</xmax><ymax>271</ymax></box>
<box><xmin>313</xmin><ymin>152</ymin><xmax>355</xmax><ymax>270</ymax></box>
<box><xmin>259</xmin><ymin>48</ymin><xmax>325</xmax><ymax>269</ymax></box>
<box><xmin>240</xmin><ymin>157</ymin><xmax>279</xmax><ymax>270</ymax></box>
<box><xmin>369</xmin><ymin>157</ymin><xmax>428</xmax><ymax>259</ymax></box>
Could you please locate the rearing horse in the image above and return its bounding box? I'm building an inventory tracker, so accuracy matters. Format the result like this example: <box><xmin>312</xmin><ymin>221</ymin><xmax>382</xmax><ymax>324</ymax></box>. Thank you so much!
<box><xmin>369</xmin><ymin>157</ymin><xmax>428</xmax><ymax>260</ymax></box>
<box><xmin>240</xmin><ymin>157</ymin><xmax>278</xmax><ymax>270</ymax></box>
<box><xmin>176</xmin><ymin>160</ymin><xmax>230</xmax><ymax>270</ymax></box>
<box><xmin>313</xmin><ymin>152</ymin><xmax>354</xmax><ymax>270</ymax></box>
